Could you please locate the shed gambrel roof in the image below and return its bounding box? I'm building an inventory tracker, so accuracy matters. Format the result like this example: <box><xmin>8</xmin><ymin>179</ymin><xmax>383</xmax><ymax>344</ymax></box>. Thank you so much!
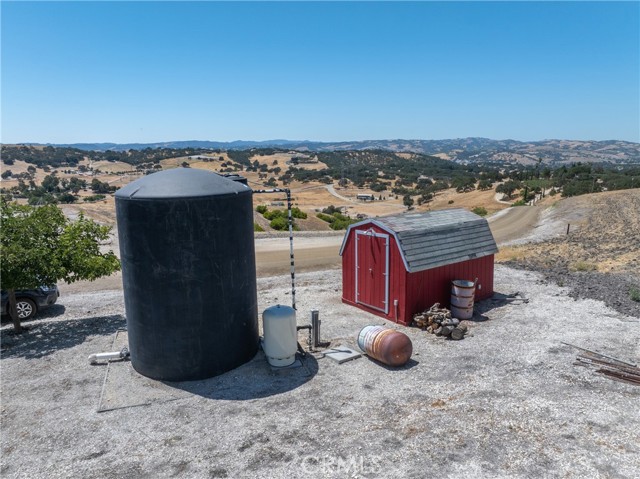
<box><xmin>339</xmin><ymin>208</ymin><xmax>498</xmax><ymax>273</ymax></box>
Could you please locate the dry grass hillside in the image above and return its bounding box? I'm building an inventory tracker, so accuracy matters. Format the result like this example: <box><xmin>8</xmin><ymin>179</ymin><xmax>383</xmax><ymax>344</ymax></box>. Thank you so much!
<box><xmin>498</xmin><ymin>189</ymin><xmax>640</xmax><ymax>317</ymax></box>
<box><xmin>498</xmin><ymin>189</ymin><xmax>640</xmax><ymax>275</ymax></box>
<box><xmin>2</xmin><ymin>152</ymin><xmax>516</xmax><ymax>230</ymax></box>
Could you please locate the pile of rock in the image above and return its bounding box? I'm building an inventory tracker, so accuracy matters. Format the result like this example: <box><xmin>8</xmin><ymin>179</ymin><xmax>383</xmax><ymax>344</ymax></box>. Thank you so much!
<box><xmin>412</xmin><ymin>303</ymin><xmax>468</xmax><ymax>340</ymax></box>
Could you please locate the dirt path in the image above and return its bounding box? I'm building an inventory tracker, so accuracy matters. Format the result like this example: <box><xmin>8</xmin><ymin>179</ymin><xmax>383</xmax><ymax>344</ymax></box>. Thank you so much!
<box><xmin>488</xmin><ymin>205</ymin><xmax>541</xmax><ymax>244</ymax></box>
<box><xmin>324</xmin><ymin>184</ymin><xmax>354</xmax><ymax>203</ymax></box>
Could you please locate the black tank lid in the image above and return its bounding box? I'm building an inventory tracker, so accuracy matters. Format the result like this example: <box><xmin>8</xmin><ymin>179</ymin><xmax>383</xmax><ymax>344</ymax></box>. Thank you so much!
<box><xmin>115</xmin><ymin>168</ymin><xmax>250</xmax><ymax>199</ymax></box>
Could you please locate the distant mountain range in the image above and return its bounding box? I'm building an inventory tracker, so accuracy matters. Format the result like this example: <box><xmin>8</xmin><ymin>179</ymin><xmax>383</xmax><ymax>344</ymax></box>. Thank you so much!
<box><xmin>23</xmin><ymin>138</ymin><xmax>640</xmax><ymax>165</ymax></box>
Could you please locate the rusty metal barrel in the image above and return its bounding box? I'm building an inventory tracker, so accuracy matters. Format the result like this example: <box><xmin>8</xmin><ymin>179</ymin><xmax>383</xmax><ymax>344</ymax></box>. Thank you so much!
<box><xmin>451</xmin><ymin>279</ymin><xmax>476</xmax><ymax>320</ymax></box>
<box><xmin>357</xmin><ymin>326</ymin><xmax>413</xmax><ymax>367</ymax></box>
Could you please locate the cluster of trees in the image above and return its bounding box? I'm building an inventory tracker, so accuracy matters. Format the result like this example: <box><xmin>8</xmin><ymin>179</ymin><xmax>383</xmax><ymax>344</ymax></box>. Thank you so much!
<box><xmin>226</xmin><ymin>149</ymin><xmax>280</xmax><ymax>167</ymax></box>
<box><xmin>508</xmin><ymin>163</ymin><xmax>640</xmax><ymax>199</ymax></box>
<box><xmin>282</xmin><ymin>150</ymin><xmax>510</xmax><ymax>203</ymax></box>
<box><xmin>4</xmin><ymin>146</ymin><xmax>638</xmax><ymax>207</ymax></box>
<box><xmin>1</xmin><ymin>173</ymin><xmax>114</xmax><ymax>205</ymax></box>
<box><xmin>0</xmin><ymin>145</ymin><xmax>216</xmax><ymax>167</ymax></box>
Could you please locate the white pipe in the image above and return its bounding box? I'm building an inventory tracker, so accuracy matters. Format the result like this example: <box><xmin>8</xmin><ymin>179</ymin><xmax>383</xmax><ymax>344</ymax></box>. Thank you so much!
<box><xmin>88</xmin><ymin>347</ymin><xmax>129</xmax><ymax>364</ymax></box>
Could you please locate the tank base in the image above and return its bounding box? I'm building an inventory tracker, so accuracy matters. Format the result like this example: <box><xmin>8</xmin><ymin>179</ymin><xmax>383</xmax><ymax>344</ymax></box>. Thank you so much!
<box><xmin>267</xmin><ymin>355</ymin><xmax>296</xmax><ymax>367</ymax></box>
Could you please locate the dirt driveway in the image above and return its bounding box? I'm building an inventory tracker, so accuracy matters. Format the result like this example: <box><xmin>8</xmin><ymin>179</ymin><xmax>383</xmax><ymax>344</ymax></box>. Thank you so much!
<box><xmin>487</xmin><ymin>205</ymin><xmax>541</xmax><ymax>244</ymax></box>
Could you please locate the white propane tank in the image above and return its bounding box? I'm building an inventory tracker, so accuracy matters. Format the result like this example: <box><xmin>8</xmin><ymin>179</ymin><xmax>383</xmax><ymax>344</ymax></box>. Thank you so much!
<box><xmin>262</xmin><ymin>305</ymin><xmax>297</xmax><ymax>367</ymax></box>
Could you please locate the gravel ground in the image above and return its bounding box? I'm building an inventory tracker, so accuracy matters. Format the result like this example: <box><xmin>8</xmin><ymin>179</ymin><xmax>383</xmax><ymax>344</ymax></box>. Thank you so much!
<box><xmin>504</xmin><ymin>266</ymin><xmax>640</xmax><ymax>319</ymax></box>
<box><xmin>1</xmin><ymin>265</ymin><xmax>639</xmax><ymax>479</ymax></box>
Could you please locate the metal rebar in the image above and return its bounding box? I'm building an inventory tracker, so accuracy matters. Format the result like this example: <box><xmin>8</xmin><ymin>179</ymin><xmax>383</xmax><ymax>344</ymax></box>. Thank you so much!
<box><xmin>561</xmin><ymin>342</ymin><xmax>637</xmax><ymax>367</ymax></box>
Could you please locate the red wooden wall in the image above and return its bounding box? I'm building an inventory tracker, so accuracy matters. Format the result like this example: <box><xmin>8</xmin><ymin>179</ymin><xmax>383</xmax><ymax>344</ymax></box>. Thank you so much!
<box><xmin>342</xmin><ymin>223</ymin><xmax>495</xmax><ymax>326</ymax></box>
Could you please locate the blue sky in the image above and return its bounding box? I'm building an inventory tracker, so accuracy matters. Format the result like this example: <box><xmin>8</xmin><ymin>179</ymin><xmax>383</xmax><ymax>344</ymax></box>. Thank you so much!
<box><xmin>2</xmin><ymin>1</ymin><xmax>638</xmax><ymax>143</ymax></box>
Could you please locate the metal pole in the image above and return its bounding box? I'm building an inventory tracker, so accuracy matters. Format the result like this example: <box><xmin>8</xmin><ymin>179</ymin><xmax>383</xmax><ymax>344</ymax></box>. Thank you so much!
<box><xmin>285</xmin><ymin>189</ymin><xmax>296</xmax><ymax>310</ymax></box>
<box><xmin>252</xmin><ymin>187</ymin><xmax>296</xmax><ymax>311</ymax></box>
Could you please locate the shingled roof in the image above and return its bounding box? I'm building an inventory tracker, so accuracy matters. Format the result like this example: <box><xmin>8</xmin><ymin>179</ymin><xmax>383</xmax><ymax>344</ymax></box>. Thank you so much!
<box><xmin>339</xmin><ymin>208</ymin><xmax>498</xmax><ymax>273</ymax></box>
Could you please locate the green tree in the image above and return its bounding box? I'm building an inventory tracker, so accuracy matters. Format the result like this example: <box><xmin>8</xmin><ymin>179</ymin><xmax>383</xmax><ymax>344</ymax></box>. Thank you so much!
<box><xmin>496</xmin><ymin>180</ymin><xmax>521</xmax><ymax>199</ymax></box>
<box><xmin>0</xmin><ymin>200</ymin><xmax>120</xmax><ymax>332</ymax></box>
<box><xmin>91</xmin><ymin>178</ymin><xmax>114</xmax><ymax>194</ymax></box>
<box><xmin>41</xmin><ymin>174</ymin><xmax>60</xmax><ymax>193</ymax></box>
<box><xmin>451</xmin><ymin>176</ymin><xmax>476</xmax><ymax>193</ymax></box>
<box><xmin>477</xmin><ymin>179</ymin><xmax>493</xmax><ymax>191</ymax></box>
<box><xmin>403</xmin><ymin>194</ymin><xmax>414</xmax><ymax>209</ymax></box>
<box><xmin>57</xmin><ymin>192</ymin><xmax>77</xmax><ymax>204</ymax></box>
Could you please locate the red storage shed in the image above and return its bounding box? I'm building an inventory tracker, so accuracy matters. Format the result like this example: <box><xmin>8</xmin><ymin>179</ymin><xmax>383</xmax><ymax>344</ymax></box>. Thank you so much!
<box><xmin>339</xmin><ymin>209</ymin><xmax>498</xmax><ymax>325</ymax></box>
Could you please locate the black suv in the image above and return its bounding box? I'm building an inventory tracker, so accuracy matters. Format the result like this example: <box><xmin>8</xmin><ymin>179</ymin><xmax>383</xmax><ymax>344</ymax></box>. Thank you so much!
<box><xmin>1</xmin><ymin>286</ymin><xmax>60</xmax><ymax>320</ymax></box>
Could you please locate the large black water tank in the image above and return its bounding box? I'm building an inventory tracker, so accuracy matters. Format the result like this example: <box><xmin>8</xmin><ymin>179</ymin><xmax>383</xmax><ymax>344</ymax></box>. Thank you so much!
<box><xmin>115</xmin><ymin>169</ymin><xmax>259</xmax><ymax>381</ymax></box>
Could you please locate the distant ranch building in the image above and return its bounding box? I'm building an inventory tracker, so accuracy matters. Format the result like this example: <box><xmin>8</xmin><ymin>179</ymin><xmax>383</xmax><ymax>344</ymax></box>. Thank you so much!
<box><xmin>356</xmin><ymin>194</ymin><xmax>375</xmax><ymax>201</ymax></box>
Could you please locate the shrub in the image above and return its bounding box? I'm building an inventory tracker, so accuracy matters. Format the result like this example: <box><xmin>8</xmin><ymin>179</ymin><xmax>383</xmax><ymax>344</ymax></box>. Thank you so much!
<box><xmin>511</xmin><ymin>200</ymin><xmax>527</xmax><ymax>206</ymax></box>
<box><xmin>291</xmin><ymin>207</ymin><xmax>307</xmax><ymax>219</ymax></box>
<box><xmin>316</xmin><ymin>213</ymin><xmax>335</xmax><ymax>223</ymax></box>
<box><xmin>256</xmin><ymin>205</ymin><xmax>268</xmax><ymax>214</ymax></box>
<box><xmin>263</xmin><ymin>209</ymin><xmax>286</xmax><ymax>220</ymax></box>
<box><xmin>254</xmin><ymin>223</ymin><xmax>265</xmax><ymax>232</ymax></box>
<box><xmin>448</xmin><ymin>200</ymin><xmax>454</xmax><ymax>204</ymax></box>
<box><xmin>269</xmin><ymin>216</ymin><xmax>289</xmax><ymax>231</ymax></box>
<box><xmin>472</xmin><ymin>206</ymin><xmax>488</xmax><ymax>216</ymax></box>
<box><xmin>322</xmin><ymin>205</ymin><xmax>341</xmax><ymax>215</ymax></box>
<box><xmin>84</xmin><ymin>194</ymin><xmax>106</xmax><ymax>202</ymax></box>
<box><xmin>330</xmin><ymin>219</ymin><xmax>351</xmax><ymax>230</ymax></box>
<box><xmin>630</xmin><ymin>287</ymin><xmax>640</xmax><ymax>303</ymax></box>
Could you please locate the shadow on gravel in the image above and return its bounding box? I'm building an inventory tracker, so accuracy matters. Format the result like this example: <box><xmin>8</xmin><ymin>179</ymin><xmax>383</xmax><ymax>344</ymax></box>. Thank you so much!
<box><xmin>0</xmin><ymin>314</ymin><xmax>126</xmax><ymax>360</ymax></box>
<box><xmin>162</xmin><ymin>352</ymin><xmax>319</xmax><ymax>401</ymax></box>
<box><xmin>0</xmin><ymin>304</ymin><xmax>67</xmax><ymax>325</ymax></box>
<box><xmin>474</xmin><ymin>292</ymin><xmax>530</xmax><ymax>317</ymax></box>
<box><xmin>362</xmin><ymin>357</ymin><xmax>420</xmax><ymax>371</ymax></box>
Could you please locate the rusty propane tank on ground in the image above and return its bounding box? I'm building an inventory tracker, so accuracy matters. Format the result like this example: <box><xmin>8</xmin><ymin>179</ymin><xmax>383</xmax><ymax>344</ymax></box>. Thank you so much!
<box><xmin>357</xmin><ymin>326</ymin><xmax>413</xmax><ymax>367</ymax></box>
